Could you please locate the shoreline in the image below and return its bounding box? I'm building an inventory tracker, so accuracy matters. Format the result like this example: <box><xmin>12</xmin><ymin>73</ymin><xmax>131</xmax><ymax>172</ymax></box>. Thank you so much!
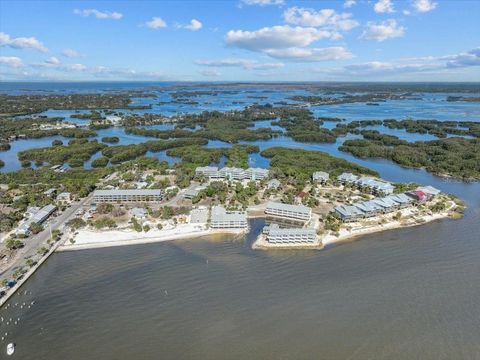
<box><xmin>57</xmin><ymin>226</ymin><xmax>247</xmax><ymax>252</ymax></box>
<box><xmin>321</xmin><ymin>204</ymin><xmax>456</xmax><ymax>247</ymax></box>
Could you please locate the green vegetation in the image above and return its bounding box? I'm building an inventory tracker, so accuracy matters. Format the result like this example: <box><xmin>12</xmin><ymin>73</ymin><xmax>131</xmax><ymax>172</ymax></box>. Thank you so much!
<box><xmin>167</xmin><ymin>144</ymin><xmax>259</xmax><ymax>168</ymax></box>
<box><xmin>91</xmin><ymin>156</ymin><xmax>110</xmax><ymax>168</ymax></box>
<box><xmin>101</xmin><ymin>138</ymin><xmax>207</xmax><ymax>164</ymax></box>
<box><xmin>18</xmin><ymin>139</ymin><xmax>106</xmax><ymax>167</ymax></box>
<box><xmin>101</xmin><ymin>136</ymin><xmax>120</xmax><ymax>144</ymax></box>
<box><xmin>0</xmin><ymin>93</ymin><xmax>148</xmax><ymax>116</ymax></box>
<box><xmin>92</xmin><ymin>217</ymin><xmax>117</xmax><ymax>229</ymax></box>
<box><xmin>67</xmin><ymin>218</ymin><xmax>87</xmax><ymax>230</ymax></box>
<box><xmin>339</xmin><ymin>136</ymin><xmax>480</xmax><ymax>180</ymax></box>
<box><xmin>0</xmin><ymin>117</ymin><xmax>96</xmax><ymax>140</ymax></box>
<box><xmin>5</xmin><ymin>238</ymin><xmax>24</xmax><ymax>250</ymax></box>
<box><xmin>261</xmin><ymin>147</ymin><xmax>378</xmax><ymax>183</ymax></box>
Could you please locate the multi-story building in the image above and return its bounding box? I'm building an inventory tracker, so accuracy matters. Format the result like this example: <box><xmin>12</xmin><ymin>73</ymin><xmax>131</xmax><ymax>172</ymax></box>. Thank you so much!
<box><xmin>264</xmin><ymin>224</ymin><xmax>317</xmax><ymax>244</ymax></box>
<box><xmin>195</xmin><ymin>166</ymin><xmax>220</xmax><ymax>179</ymax></box>
<box><xmin>334</xmin><ymin>205</ymin><xmax>365</xmax><ymax>222</ymax></box>
<box><xmin>244</xmin><ymin>167</ymin><xmax>269</xmax><ymax>181</ymax></box>
<box><xmin>210</xmin><ymin>206</ymin><xmax>248</xmax><ymax>229</ymax></box>
<box><xmin>92</xmin><ymin>189</ymin><xmax>163</xmax><ymax>203</ymax></box>
<box><xmin>265</xmin><ymin>202</ymin><xmax>312</xmax><ymax>221</ymax></box>
<box><xmin>195</xmin><ymin>166</ymin><xmax>270</xmax><ymax>182</ymax></box>
<box><xmin>337</xmin><ymin>172</ymin><xmax>359</xmax><ymax>184</ymax></box>
<box><xmin>312</xmin><ymin>171</ymin><xmax>329</xmax><ymax>184</ymax></box>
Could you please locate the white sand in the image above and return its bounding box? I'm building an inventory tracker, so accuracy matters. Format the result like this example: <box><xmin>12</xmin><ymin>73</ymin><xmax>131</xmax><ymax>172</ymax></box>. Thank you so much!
<box><xmin>321</xmin><ymin>202</ymin><xmax>455</xmax><ymax>246</ymax></box>
<box><xmin>58</xmin><ymin>223</ymin><xmax>246</xmax><ymax>251</ymax></box>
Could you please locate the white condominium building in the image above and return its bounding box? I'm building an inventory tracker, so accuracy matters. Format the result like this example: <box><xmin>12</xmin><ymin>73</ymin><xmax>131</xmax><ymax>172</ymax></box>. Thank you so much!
<box><xmin>195</xmin><ymin>166</ymin><xmax>269</xmax><ymax>182</ymax></box>
<box><xmin>265</xmin><ymin>201</ymin><xmax>312</xmax><ymax>221</ymax></box>
<box><xmin>210</xmin><ymin>205</ymin><xmax>248</xmax><ymax>229</ymax></box>
<box><xmin>265</xmin><ymin>224</ymin><xmax>317</xmax><ymax>244</ymax></box>
<box><xmin>93</xmin><ymin>189</ymin><xmax>163</xmax><ymax>203</ymax></box>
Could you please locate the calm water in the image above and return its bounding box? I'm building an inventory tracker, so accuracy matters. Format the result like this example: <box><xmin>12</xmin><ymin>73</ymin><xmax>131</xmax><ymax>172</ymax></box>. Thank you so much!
<box><xmin>1</xmin><ymin>83</ymin><xmax>480</xmax><ymax>359</ymax></box>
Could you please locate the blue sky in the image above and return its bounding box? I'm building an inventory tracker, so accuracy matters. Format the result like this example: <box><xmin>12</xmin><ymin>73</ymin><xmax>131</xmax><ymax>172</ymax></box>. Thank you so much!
<box><xmin>0</xmin><ymin>0</ymin><xmax>479</xmax><ymax>81</ymax></box>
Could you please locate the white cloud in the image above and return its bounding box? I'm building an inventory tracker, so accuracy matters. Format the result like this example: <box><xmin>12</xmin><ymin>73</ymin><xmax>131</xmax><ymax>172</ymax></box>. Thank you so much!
<box><xmin>283</xmin><ymin>7</ymin><xmax>359</xmax><ymax>31</ymax></box>
<box><xmin>374</xmin><ymin>0</ymin><xmax>395</xmax><ymax>13</ymax></box>
<box><xmin>225</xmin><ymin>25</ymin><xmax>340</xmax><ymax>52</ymax></box>
<box><xmin>412</xmin><ymin>0</ymin><xmax>437</xmax><ymax>13</ymax></box>
<box><xmin>32</xmin><ymin>57</ymin><xmax>87</xmax><ymax>71</ymax></box>
<box><xmin>240</xmin><ymin>0</ymin><xmax>284</xmax><ymax>6</ymax></box>
<box><xmin>324</xmin><ymin>47</ymin><xmax>480</xmax><ymax>78</ymax></box>
<box><xmin>45</xmin><ymin>56</ymin><xmax>61</xmax><ymax>65</ymax></box>
<box><xmin>177</xmin><ymin>19</ymin><xmax>203</xmax><ymax>31</ymax></box>
<box><xmin>360</xmin><ymin>19</ymin><xmax>405</xmax><ymax>41</ymax></box>
<box><xmin>195</xmin><ymin>58</ymin><xmax>284</xmax><ymax>70</ymax></box>
<box><xmin>0</xmin><ymin>32</ymin><xmax>48</xmax><ymax>52</ymax></box>
<box><xmin>73</xmin><ymin>9</ymin><xmax>123</xmax><ymax>20</ymax></box>
<box><xmin>62</xmin><ymin>49</ymin><xmax>82</xmax><ymax>58</ymax></box>
<box><xmin>145</xmin><ymin>17</ymin><xmax>167</xmax><ymax>29</ymax></box>
<box><xmin>200</xmin><ymin>69</ymin><xmax>221</xmax><ymax>77</ymax></box>
<box><xmin>344</xmin><ymin>0</ymin><xmax>356</xmax><ymax>8</ymax></box>
<box><xmin>443</xmin><ymin>47</ymin><xmax>480</xmax><ymax>68</ymax></box>
<box><xmin>0</xmin><ymin>56</ymin><xmax>23</xmax><ymax>68</ymax></box>
<box><xmin>264</xmin><ymin>46</ymin><xmax>353</xmax><ymax>62</ymax></box>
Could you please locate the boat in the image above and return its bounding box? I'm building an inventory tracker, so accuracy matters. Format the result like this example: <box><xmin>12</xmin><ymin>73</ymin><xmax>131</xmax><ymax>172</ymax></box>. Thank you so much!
<box><xmin>6</xmin><ymin>343</ymin><xmax>15</xmax><ymax>356</ymax></box>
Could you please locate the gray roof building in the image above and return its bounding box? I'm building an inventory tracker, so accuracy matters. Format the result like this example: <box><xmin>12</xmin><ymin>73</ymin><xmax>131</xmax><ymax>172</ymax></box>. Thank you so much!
<box><xmin>93</xmin><ymin>189</ymin><xmax>163</xmax><ymax>203</ymax></box>
<box><xmin>265</xmin><ymin>224</ymin><xmax>317</xmax><ymax>244</ymax></box>
<box><xmin>210</xmin><ymin>206</ymin><xmax>248</xmax><ymax>229</ymax></box>
<box><xmin>265</xmin><ymin>201</ymin><xmax>312</xmax><ymax>221</ymax></box>
<box><xmin>335</xmin><ymin>205</ymin><xmax>365</xmax><ymax>222</ymax></box>
<box><xmin>312</xmin><ymin>171</ymin><xmax>329</xmax><ymax>183</ymax></box>
<box><xmin>267</xmin><ymin>179</ymin><xmax>281</xmax><ymax>190</ymax></box>
<box><xmin>337</xmin><ymin>172</ymin><xmax>359</xmax><ymax>183</ymax></box>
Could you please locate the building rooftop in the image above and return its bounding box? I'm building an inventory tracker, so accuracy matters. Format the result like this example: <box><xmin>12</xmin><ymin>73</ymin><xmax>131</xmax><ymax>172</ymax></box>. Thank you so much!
<box><xmin>266</xmin><ymin>201</ymin><xmax>311</xmax><ymax>214</ymax></box>
<box><xmin>93</xmin><ymin>189</ymin><xmax>162</xmax><ymax>196</ymax></box>
<box><xmin>211</xmin><ymin>205</ymin><xmax>247</xmax><ymax>222</ymax></box>
<box><xmin>335</xmin><ymin>205</ymin><xmax>364</xmax><ymax>217</ymax></box>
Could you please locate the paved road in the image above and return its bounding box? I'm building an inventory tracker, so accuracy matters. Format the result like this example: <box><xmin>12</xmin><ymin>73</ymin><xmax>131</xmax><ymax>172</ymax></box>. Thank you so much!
<box><xmin>0</xmin><ymin>195</ymin><xmax>92</xmax><ymax>279</ymax></box>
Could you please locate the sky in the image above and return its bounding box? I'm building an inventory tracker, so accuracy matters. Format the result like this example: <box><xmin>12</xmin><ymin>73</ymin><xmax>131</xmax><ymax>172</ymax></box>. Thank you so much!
<box><xmin>0</xmin><ymin>0</ymin><xmax>479</xmax><ymax>82</ymax></box>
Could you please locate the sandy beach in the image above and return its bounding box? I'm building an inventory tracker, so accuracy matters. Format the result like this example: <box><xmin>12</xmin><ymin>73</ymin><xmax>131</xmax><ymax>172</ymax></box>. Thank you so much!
<box><xmin>320</xmin><ymin>201</ymin><xmax>456</xmax><ymax>247</ymax></box>
<box><xmin>58</xmin><ymin>223</ymin><xmax>246</xmax><ymax>251</ymax></box>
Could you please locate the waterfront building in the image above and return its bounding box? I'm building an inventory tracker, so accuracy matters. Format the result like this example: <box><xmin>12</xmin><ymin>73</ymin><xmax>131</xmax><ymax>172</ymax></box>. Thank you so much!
<box><xmin>354</xmin><ymin>200</ymin><xmax>384</xmax><ymax>217</ymax></box>
<box><xmin>264</xmin><ymin>224</ymin><xmax>317</xmax><ymax>244</ymax></box>
<box><xmin>389</xmin><ymin>193</ymin><xmax>413</xmax><ymax>208</ymax></box>
<box><xmin>334</xmin><ymin>205</ymin><xmax>365</xmax><ymax>222</ymax></box>
<box><xmin>372</xmin><ymin>196</ymin><xmax>399</xmax><ymax>212</ymax></box>
<box><xmin>93</xmin><ymin>189</ymin><xmax>163</xmax><ymax>203</ymax></box>
<box><xmin>337</xmin><ymin>172</ymin><xmax>359</xmax><ymax>184</ymax></box>
<box><xmin>265</xmin><ymin>202</ymin><xmax>312</xmax><ymax>221</ymax></box>
<box><xmin>210</xmin><ymin>206</ymin><xmax>248</xmax><ymax>229</ymax></box>
<box><xmin>416</xmin><ymin>186</ymin><xmax>441</xmax><ymax>199</ymax></box>
<box><xmin>312</xmin><ymin>171</ymin><xmax>329</xmax><ymax>184</ymax></box>
<box><xmin>267</xmin><ymin>179</ymin><xmax>281</xmax><ymax>190</ymax></box>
